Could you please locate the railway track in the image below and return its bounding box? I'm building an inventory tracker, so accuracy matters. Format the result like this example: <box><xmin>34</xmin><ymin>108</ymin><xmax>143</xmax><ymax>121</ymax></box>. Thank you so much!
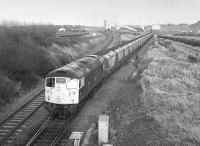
<box><xmin>26</xmin><ymin>117</ymin><xmax>68</xmax><ymax>146</ymax></box>
<box><xmin>0</xmin><ymin>31</ymin><xmax>118</xmax><ymax>146</ymax></box>
<box><xmin>0</xmin><ymin>90</ymin><xmax>45</xmax><ymax>145</ymax></box>
<box><xmin>159</xmin><ymin>38</ymin><xmax>200</xmax><ymax>60</ymax></box>
<box><xmin>159</xmin><ymin>37</ymin><xmax>200</xmax><ymax>53</ymax></box>
<box><xmin>174</xmin><ymin>41</ymin><xmax>200</xmax><ymax>53</ymax></box>
<box><xmin>82</xmin><ymin>31</ymin><xmax>116</xmax><ymax>56</ymax></box>
<box><xmin>26</xmin><ymin>100</ymin><xmax>101</xmax><ymax>146</ymax></box>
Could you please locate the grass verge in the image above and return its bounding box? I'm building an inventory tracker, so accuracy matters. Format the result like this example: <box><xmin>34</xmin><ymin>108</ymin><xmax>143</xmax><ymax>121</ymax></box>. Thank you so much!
<box><xmin>140</xmin><ymin>39</ymin><xmax>200</xmax><ymax>145</ymax></box>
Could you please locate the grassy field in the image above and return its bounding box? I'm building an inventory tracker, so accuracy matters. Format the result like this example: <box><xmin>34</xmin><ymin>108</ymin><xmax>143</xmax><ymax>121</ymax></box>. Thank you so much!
<box><xmin>140</xmin><ymin>38</ymin><xmax>200</xmax><ymax>145</ymax></box>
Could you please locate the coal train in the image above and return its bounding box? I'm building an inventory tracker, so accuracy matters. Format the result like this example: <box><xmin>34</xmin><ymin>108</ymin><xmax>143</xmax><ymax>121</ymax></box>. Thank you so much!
<box><xmin>45</xmin><ymin>32</ymin><xmax>153</xmax><ymax>118</ymax></box>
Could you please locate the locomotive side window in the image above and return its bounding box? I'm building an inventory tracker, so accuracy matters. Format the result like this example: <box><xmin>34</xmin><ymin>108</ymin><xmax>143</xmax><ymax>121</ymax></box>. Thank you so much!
<box><xmin>79</xmin><ymin>77</ymin><xmax>84</xmax><ymax>88</ymax></box>
<box><xmin>67</xmin><ymin>79</ymin><xmax>79</xmax><ymax>89</ymax></box>
<box><xmin>46</xmin><ymin>78</ymin><xmax>55</xmax><ymax>87</ymax></box>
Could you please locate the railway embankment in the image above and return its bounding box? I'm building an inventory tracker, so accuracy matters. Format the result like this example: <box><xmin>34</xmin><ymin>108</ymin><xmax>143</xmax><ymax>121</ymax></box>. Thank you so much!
<box><xmin>139</xmin><ymin>38</ymin><xmax>200</xmax><ymax>145</ymax></box>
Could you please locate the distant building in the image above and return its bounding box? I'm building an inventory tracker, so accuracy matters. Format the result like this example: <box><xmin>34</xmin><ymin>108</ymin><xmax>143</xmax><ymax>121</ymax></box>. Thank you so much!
<box><xmin>152</xmin><ymin>24</ymin><xmax>161</xmax><ymax>30</ymax></box>
<box><xmin>92</xmin><ymin>33</ymin><xmax>96</xmax><ymax>36</ymax></box>
<box><xmin>59</xmin><ymin>28</ymin><xmax>66</xmax><ymax>32</ymax></box>
<box><xmin>104</xmin><ymin>20</ymin><xmax>107</xmax><ymax>29</ymax></box>
<box><xmin>104</xmin><ymin>20</ymin><xmax>111</xmax><ymax>30</ymax></box>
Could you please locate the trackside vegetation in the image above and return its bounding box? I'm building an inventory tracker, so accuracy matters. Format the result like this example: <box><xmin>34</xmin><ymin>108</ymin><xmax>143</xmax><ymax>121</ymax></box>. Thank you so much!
<box><xmin>141</xmin><ymin>38</ymin><xmax>200</xmax><ymax>145</ymax></box>
<box><xmin>0</xmin><ymin>24</ymin><xmax>59</xmax><ymax>105</ymax></box>
<box><xmin>0</xmin><ymin>22</ymin><xmax>107</xmax><ymax>108</ymax></box>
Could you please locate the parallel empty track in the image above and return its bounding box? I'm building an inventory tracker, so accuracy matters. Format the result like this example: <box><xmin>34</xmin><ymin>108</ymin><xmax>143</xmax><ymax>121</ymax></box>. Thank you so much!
<box><xmin>26</xmin><ymin>118</ymin><xmax>68</xmax><ymax>146</ymax></box>
<box><xmin>0</xmin><ymin>90</ymin><xmax>45</xmax><ymax>145</ymax></box>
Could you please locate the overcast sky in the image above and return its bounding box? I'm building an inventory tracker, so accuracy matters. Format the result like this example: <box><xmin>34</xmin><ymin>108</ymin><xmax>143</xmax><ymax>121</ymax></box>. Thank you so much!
<box><xmin>0</xmin><ymin>0</ymin><xmax>199</xmax><ymax>26</ymax></box>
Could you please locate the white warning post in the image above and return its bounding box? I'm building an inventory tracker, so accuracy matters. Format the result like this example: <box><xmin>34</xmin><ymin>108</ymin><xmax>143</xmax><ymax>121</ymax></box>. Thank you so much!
<box><xmin>98</xmin><ymin>114</ymin><xmax>109</xmax><ymax>145</ymax></box>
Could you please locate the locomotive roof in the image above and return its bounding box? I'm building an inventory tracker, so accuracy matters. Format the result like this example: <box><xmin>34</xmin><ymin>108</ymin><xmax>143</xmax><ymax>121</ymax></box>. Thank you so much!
<box><xmin>77</xmin><ymin>55</ymin><xmax>101</xmax><ymax>70</ymax></box>
<box><xmin>46</xmin><ymin>55</ymin><xmax>101</xmax><ymax>79</ymax></box>
<box><xmin>47</xmin><ymin>64</ymin><xmax>84</xmax><ymax>78</ymax></box>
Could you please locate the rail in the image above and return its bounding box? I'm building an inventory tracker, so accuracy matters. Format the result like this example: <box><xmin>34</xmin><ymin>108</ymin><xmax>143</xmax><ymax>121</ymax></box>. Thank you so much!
<box><xmin>0</xmin><ymin>90</ymin><xmax>45</xmax><ymax>145</ymax></box>
<box><xmin>26</xmin><ymin>118</ymin><xmax>68</xmax><ymax>146</ymax></box>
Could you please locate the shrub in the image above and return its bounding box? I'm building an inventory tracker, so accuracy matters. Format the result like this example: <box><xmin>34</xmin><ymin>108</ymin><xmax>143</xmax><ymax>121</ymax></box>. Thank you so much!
<box><xmin>0</xmin><ymin>22</ymin><xmax>72</xmax><ymax>105</ymax></box>
<box><xmin>0</xmin><ymin>74</ymin><xmax>17</xmax><ymax>103</ymax></box>
<box><xmin>13</xmin><ymin>71</ymin><xmax>39</xmax><ymax>90</ymax></box>
<box><xmin>22</xmin><ymin>25</ymin><xmax>57</xmax><ymax>47</ymax></box>
<box><xmin>0</xmin><ymin>25</ymin><xmax>58</xmax><ymax>78</ymax></box>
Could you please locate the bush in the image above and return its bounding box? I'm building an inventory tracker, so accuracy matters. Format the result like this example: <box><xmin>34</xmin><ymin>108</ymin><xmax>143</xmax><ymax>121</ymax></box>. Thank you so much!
<box><xmin>0</xmin><ymin>25</ymin><xmax>58</xmax><ymax>77</ymax></box>
<box><xmin>0</xmin><ymin>22</ymin><xmax>74</xmax><ymax>105</ymax></box>
<box><xmin>0</xmin><ymin>23</ymin><xmax>61</xmax><ymax>105</ymax></box>
<box><xmin>22</xmin><ymin>25</ymin><xmax>57</xmax><ymax>47</ymax></box>
<box><xmin>13</xmin><ymin>71</ymin><xmax>39</xmax><ymax>90</ymax></box>
<box><xmin>0</xmin><ymin>74</ymin><xmax>17</xmax><ymax>103</ymax></box>
<box><xmin>33</xmin><ymin>51</ymin><xmax>58</xmax><ymax>77</ymax></box>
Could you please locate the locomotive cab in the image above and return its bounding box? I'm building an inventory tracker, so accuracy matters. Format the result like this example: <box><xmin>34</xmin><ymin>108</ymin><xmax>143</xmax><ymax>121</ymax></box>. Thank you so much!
<box><xmin>45</xmin><ymin>77</ymin><xmax>80</xmax><ymax>104</ymax></box>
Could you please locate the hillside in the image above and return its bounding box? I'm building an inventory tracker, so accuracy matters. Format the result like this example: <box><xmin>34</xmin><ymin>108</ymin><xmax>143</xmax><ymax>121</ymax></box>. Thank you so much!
<box><xmin>160</xmin><ymin>24</ymin><xmax>190</xmax><ymax>33</ymax></box>
<box><xmin>0</xmin><ymin>24</ymin><xmax>106</xmax><ymax>108</ymax></box>
<box><xmin>190</xmin><ymin>20</ymin><xmax>200</xmax><ymax>30</ymax></box>
<box><xmin>141</xmin><ymin>38</ymin><xmax>200</xmax><ymax>145</ymax></box>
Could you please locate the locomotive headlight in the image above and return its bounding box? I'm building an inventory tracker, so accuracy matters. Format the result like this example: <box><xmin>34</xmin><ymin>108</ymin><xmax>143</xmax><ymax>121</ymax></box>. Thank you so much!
<box><xmin>69</xmin><ymin>90</ymin><xmax>76</xmax><ymax>97</ymax></box>
<box><xmin>56</xmin><ymin>87</ymin><xmax>61</xmax><ymax>91</ymax></box>
<box><xmin>46</xmin><ymin>90</ymin><xmax>52</xmax><ymax>95</ymax></box>
<box><xmin>47</xmin><ymin>96</ymin><xmax>51</xmax><ymax>101</ymax></box>
<box><xmin>56</xmin><ymin>97</ymin><xmax>61</xmax><ymax>103</ymax></box>
<box><xmin>72</xmin><ymin>92</ymin><xmax>76</xmax><ymax>97</ymax></box>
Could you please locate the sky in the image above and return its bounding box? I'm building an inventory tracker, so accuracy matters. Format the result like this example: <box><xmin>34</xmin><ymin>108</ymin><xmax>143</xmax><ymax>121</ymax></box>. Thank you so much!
<box><xmin>0</xmin><ymin>0</ymin><xmax>200</xmax><ymax>26</ymax></box>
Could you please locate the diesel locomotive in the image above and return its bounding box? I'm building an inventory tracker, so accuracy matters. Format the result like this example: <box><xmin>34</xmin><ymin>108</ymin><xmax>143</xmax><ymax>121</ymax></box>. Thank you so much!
<box><xmin>45</xmin><ymin>32</ymin><xmax>153</xmax><ymax>118</ymax></box>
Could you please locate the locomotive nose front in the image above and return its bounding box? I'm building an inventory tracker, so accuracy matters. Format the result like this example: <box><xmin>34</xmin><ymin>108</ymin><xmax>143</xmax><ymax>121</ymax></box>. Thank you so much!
<box><xmin>45</xmin><ymin>77</ymin><xmax>80</xmax><ymax>105</ymax></box>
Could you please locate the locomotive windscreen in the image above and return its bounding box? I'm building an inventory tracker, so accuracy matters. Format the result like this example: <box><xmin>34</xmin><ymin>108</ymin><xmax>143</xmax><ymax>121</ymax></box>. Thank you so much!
<box><xmin>46</xmin><ymin>78</ymin><xmax>55</xmax><ymax>87</ymax></box>
<box><xmin>56</xmin><ymin>78</ymin><xmax>66</xmax><ymax>84</ymax></box>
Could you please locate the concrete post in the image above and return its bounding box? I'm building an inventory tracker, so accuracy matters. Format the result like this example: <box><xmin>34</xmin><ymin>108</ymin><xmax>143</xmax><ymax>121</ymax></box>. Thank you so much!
<box><xmin>98</xmin><ymin>114</ymin><xmax>109</xmax><ymax>145</ymax></box>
